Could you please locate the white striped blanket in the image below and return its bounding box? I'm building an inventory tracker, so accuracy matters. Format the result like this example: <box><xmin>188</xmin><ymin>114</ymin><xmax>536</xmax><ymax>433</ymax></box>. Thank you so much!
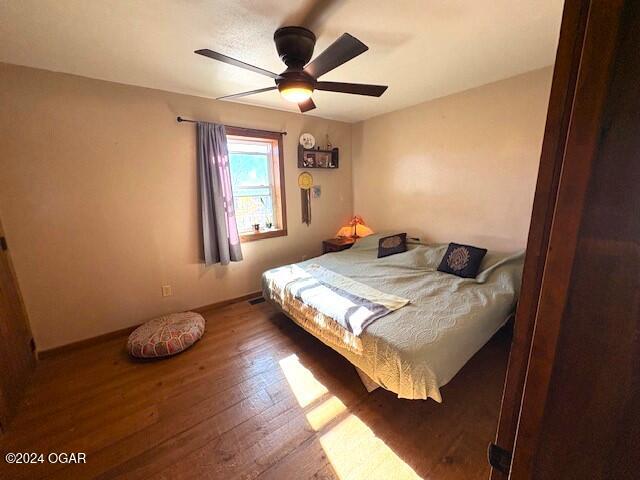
<box><xmin>263</xmin><ymin>263</ymin><xmax>409</xmax><ymax>335</ymax></box>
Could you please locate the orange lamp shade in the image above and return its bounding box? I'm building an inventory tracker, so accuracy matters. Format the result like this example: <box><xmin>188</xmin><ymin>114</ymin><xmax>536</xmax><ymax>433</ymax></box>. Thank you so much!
<box><xmin>336</xmin><ymin>216</ymin><xmax>374</xmax><ymax>238</ymax></box>
<box><xmin>336</xmin><ymin>226</ymin><xmax>353</xmax><ymax>238</ymax></box>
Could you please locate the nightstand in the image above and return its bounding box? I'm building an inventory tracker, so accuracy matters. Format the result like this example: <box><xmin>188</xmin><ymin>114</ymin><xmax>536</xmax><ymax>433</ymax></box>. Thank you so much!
<box><xmin>322</xmin><ymin>237</ymin><xmax>356</xmax><ymax>254</ymax></box>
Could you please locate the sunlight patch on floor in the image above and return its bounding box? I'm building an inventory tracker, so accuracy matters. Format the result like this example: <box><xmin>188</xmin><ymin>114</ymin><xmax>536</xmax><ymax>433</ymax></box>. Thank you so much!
<box><xmin>279</xmin><ymin>354</ymin><xmax>328</xmax><ymax>407</ymax></box>
<box><xmin>279</xmin><ymin>353</ymin><xmax>423</xmax><ymax>480</ymax></box>
<box><xmin>306</xmin><ymin>396</ymin><xmax>347</xmax><ymax>431</ymax></box>
<box><xmin>320</xmin><ymin>414</ymin><xmax>422</xmax><ymax>480</ymax></box>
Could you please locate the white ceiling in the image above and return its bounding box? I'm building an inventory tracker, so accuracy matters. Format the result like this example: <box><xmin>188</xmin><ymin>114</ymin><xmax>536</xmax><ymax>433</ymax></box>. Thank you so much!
<box><xmin>0</xmin><ymin>0</ymin><xmax>564</xmax><ymax>123</ymax></box>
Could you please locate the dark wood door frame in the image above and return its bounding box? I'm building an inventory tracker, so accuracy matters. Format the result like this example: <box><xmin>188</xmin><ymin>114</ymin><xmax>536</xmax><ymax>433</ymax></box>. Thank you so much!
<box><xmin>490</xmin><ymin>3</ymin><xmax>590</xmax><ymax>476</ymax></box>
<box><xmin>0</xmin><ymin>216</ymin><xmax>36</xmax><ymax>432</ymax></box>
<box><xmin>511</xmin><ymin>0</ymin><xmax>624</xmax><ymax>475</ymax></box>
<box><xmin>492</xmin><ymin>0</ymin><xmax>636</xmax><ymax>477</ymax></box>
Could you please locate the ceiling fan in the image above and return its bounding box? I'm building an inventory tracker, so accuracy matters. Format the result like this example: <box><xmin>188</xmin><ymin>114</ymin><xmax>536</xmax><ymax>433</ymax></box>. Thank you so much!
<box><xmin>195</xmin><ymin>26</ymin><xmax>388</xmax><ymax>113</ymax></box>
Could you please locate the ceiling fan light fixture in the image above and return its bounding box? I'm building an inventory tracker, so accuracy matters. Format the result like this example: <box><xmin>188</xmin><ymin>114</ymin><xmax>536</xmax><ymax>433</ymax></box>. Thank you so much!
<box><xmin>279</xmin><ymin>84</ymin><xmax>313</xmax><ymax>103</ymax></box>
<box><xmin>197</xmin><ymin>25</ymin><xmax>387</xmax><ymax>114</ymax></box>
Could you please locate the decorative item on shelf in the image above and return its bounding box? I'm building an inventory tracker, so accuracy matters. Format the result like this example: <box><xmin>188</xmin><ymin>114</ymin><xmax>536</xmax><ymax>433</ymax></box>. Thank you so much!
<box><xmin>253</xmin><ymin>223</ymin><xmax>261</xmax><ymax>233</ymax></box>
<box><xmin>336</xmin><ymin>215</ymin><xmax>374</xmax><ymax>238</ymax></box>
<box><xmin>298</xmin><ymin>171</ymin><xmax>313</xmax><ymax>226</ymax></box>
<box><xmin>299</xmin><ymin>132</ymin><xmax>315</xmax><ymax>149</ymax></box>
<box><xmin>326</xmin><ymin>133</ymin><xmax>332</xmax><ymax>150</ymax></box>
<box><xmin>298</xmin><ymin>144</ymin><xmax>339</xmax><ymax>168</ymax></box>
<box><xmin>265</xmin><ymin>222</ymin><xmax>273</xmax><ymax>229</ymax></box>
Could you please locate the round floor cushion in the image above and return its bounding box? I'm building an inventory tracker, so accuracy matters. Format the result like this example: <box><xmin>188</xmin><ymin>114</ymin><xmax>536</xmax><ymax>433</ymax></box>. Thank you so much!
<box><xmin>127</xmin><ymin>312</ymin><xmax>205</xmax><ymax>359</ymax></box>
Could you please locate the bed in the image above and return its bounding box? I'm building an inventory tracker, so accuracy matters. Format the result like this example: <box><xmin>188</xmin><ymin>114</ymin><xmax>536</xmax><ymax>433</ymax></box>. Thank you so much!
<box><xmin>262</xmin><ymin>234</ymin><xmax>524</xmax><ymax>402</ymax></box>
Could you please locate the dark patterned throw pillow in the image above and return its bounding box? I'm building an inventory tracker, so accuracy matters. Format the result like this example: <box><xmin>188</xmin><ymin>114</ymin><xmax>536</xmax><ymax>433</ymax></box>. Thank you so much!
<box><xmin>437</xmin><ymin>243</ymin><xmax>487</xmax><ymax>278</ymax></box>
<box><xmin>377</xmin><ymin>233</ymin><xmax>408</xmax><ymax>258</ymax></box>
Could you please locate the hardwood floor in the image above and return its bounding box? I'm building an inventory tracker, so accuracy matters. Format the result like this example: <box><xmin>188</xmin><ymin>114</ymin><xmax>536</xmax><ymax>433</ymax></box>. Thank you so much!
<box><xmin>0</xmin><ymin>299</ymin><xmax>510</xmax><ymax>479</ymax></box>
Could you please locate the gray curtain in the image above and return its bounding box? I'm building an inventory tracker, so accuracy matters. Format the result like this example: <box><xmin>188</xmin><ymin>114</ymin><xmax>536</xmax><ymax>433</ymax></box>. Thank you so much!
<box><xmin>197</xmin><ymin>122</ymin><xmax>243</xmax><ymax>265</ymax></box>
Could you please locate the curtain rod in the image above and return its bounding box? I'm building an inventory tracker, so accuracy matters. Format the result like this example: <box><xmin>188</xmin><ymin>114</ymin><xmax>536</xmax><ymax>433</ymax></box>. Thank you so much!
<box><xmin>176</xmin><ymin>116</ymin><xmax>287</xmax><ymax>136</ymax></box>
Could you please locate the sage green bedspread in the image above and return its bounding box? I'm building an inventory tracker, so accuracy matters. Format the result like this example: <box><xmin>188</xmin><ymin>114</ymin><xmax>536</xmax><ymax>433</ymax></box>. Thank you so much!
<box><xmin>262</xmin><ymin>235</ymin><xmax>524</xmax><ymax>401</ymax></box>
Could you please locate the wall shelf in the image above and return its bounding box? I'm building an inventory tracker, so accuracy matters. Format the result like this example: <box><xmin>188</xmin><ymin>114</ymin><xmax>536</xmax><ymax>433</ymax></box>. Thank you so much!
<box><xmin>298</xmin><ymin>145</ymin><xmax>339</xmax><ymax>169</ymax></box>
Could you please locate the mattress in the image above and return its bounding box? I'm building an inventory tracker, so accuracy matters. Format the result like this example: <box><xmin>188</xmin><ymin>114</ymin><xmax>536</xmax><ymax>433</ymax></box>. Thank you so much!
<box><xmin>262</xmin><ymin>235</ymin><xmax>524</xmax><ymax>401</ymax></box>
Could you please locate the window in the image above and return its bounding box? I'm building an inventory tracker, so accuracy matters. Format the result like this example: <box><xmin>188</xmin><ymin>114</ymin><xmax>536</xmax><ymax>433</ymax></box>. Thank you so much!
<box><xmin>226</xmin><ymin>127</ymin><xmax>287</xmax><ymax>242</ymax></box>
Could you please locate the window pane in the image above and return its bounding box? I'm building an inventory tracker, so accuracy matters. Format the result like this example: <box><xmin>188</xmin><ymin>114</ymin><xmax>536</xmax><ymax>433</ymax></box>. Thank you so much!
<box><xmin>228</xmin><ymin>142</ymin><xmax>270</xmax><ymax>154</ymax></box>
<box><xmin>227</xmin><ymin>141</ymin><xmax>276</xmax><ymax>234</ymax></box>
<box><xmin>229</xmin><ymin>152</ymin><xmax>270</xmax><ymax>187</ymax></box>
<box><xmin>233</xmin><ymin>187</ymin><xmax>274</xmax><ymax>233</ymax></box>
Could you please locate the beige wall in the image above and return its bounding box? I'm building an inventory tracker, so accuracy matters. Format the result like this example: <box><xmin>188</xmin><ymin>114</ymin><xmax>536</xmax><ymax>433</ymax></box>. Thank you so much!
<box><xmin>352</xmin><ymin>67</ymin><xmax>552</xmax><ymax>252</ymax></box>
<box><xmin>0</xmin><ymin>63</ymin><xmax>551</xmax><ymax>350</ymax></box>
<box><xmin>0</xmin><ymin>63</ymin><xmax>353</xmax><ymax>350</ymax></box>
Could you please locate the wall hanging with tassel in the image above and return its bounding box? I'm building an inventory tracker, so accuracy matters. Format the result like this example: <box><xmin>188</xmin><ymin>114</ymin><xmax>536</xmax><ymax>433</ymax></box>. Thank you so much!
<box><xmin>298</xmin><ymin>171</ymin><xmax>313</xmax><ymax>226</ymax></box>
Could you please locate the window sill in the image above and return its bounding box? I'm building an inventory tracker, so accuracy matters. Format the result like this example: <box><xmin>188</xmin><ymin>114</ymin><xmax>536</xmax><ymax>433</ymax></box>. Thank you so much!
<box><xmin>240</xmin><ymin>228</ymin><xmax>287</xmax><ymax>243</ymax></box>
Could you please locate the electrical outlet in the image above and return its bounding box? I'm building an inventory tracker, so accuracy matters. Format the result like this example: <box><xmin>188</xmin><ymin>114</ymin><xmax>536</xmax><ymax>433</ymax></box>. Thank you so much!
<box><xmin>161</xmin><ymin>285</ymin><xmax>173</xmax><ymax>297</ymax></box>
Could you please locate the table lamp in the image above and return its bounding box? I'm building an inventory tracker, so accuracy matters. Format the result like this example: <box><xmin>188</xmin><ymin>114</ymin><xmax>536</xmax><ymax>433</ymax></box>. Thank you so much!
<box><xmin>336</xmin><ymin>215</ymin><xmax>374</xmax><ymax>238</ymax></box>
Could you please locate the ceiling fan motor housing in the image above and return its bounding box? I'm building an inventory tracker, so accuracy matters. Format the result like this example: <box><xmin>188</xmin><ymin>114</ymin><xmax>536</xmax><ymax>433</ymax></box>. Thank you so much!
<box><xmin>274</xmin><ymin>26</ymin><xmax>316</xmax><ymax>69</ymax></box>
<box><xmin>276</xmin><ymin>70</ymin><xmax>316</xmax><ymax>95</ymax></box>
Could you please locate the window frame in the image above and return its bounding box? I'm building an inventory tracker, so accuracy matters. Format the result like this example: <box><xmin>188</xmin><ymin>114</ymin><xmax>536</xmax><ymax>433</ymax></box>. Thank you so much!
<box><xmin>225</xmin><ymin>126</ymin><xmax>287</xmax><ymax>243</ymax></box>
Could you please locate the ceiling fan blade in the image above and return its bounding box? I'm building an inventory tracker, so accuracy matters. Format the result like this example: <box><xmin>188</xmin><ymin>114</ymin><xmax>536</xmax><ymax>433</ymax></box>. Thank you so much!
<box><xmin>315</xmin><ymin>81</ymin><xmax>388</xmax><ymax>97</ymax></box>
<box><xmin>283</xmin><ymin>0</ymin><xmax>341</xmax><ymax>34</ymax></box>
<box><xmin>304</xmin><ymin>33</ymin><xmax>368</xmax><ymax>79</ymax></box>
<box><xmin>195</xmin><ymin>49</ymin><xmax>281</xmax><ymax>79</ymax></box>
<box><xmin>216</xmin><ymin>86</ymin><xmax>277</xmax><ymax>100</ymax></box>
<box><xmin>298</xmin><ymin>98</ymin><xmax>317</xmax><ymax>113</ymax></box>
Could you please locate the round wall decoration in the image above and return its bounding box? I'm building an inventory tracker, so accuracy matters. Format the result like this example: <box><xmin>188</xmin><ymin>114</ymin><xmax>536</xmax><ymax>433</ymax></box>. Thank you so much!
<box><xmin>299</xmin><ymin>133</ymin><xmax>315</xmax><ymax>149</ymax></box>
<box><xmin>298</xmin><ymin>171</ymin><xmax>314</xmax><ymax>189</ymax></box>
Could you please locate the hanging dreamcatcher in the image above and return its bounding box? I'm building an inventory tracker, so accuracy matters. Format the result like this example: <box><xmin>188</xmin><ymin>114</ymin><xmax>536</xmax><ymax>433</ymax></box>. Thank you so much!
<box><xmin>298</xmin><ymin>171</ymin><xmax>313</xmax><ymax>225</ymax></box>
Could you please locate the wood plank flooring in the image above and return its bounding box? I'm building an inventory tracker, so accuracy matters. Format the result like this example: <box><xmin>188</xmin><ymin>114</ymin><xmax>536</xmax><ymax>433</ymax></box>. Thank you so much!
<box><xmin>0</xmin><ymin>299</ymin><xmax>510</xmax><ymax>479</ymax></box>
